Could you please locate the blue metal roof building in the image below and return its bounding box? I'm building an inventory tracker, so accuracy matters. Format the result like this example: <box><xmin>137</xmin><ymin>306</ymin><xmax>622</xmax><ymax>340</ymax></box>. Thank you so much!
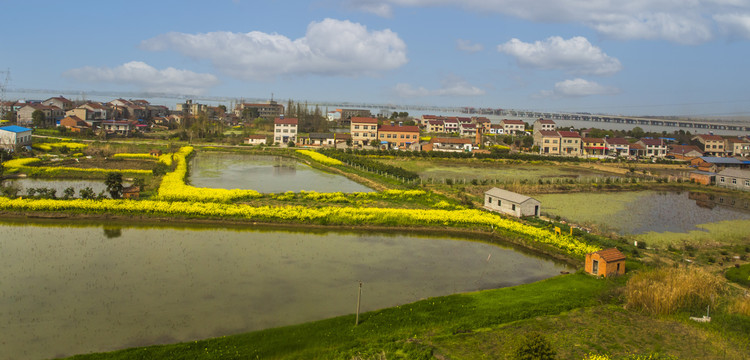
<box><xmin>0</xmin><ymin>125</ymin><xmax>32</xmax><ymax>133</ymax></box>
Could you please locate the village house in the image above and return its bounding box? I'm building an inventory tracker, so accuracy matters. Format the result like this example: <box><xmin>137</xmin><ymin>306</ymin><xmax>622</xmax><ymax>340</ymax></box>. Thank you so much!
<box><xmin>350</xmin><ymin>117</ymin><xmax>378</xmax><ymax>146</ymax></box>
<box><xmin>716</xmin><ymin>168</ymin><xmax>750</xmax><ymax>191</ymax></box>
<box><xmin>108</xmin><ymin>99</ymin><xmax>147</xmax><ymax>120</ymax></box>
<box><xmin>17</xmin><ymin>103</ymin><xmax>64</xmax><ymax>126</ymax></box>
<box><xmin>484</xmin><ymin>187</ymin><xmax>540</xmax><ymax>217</ymax></box>
<box><xmin>78</xmin><ymin>102</ymin><xmax>110</xmax><ymax>120</ymax></box>
<box><xmin>500</xmin><ymin>119</ymin><xmax>525</xmax><ymax>135</ymax></box>
<box><xmin>693</xmin><ymin>134</ymin><xmax>726</xmax><ymax>156</ymax></box>
<box><xmin>690</xmin><ymin>170</ymin><xmax>716</xmax><ymax>185</ymax></box>
<box><xmin>558</xmin><ymin>131</ymin><xmax>582</xmax><ymax>156</ymax></box>
<box><xmin>420</xmin><ymin>114</ymin><xmax>439</xmax><ymax>126</ymax></box>
<box><xmin>443</xmin><ymin>118</ymin><xmax>459</xmax><ymax>133</ymax></box>
<box><xmin>473</xmin><ymin>117</ymin><xmax>491</xmax><ymax>132</ymax></box>
<box><xmin>585</xmin><ymin>248</ymin><xmax>625</xmax><ymax>277</ymax></box>
<box><xmin>244</xmin><ymin>135</ymin><xmax>268</xmax><ymax>146</ymax></box>
<box><xmin>489</xmin><ymin>124</ymin><xmax>504</xmax><ymax>135</ymax></box>
<box><xmin>427</xmin><ymin>137</ymin><xmax>473</xmax><ymax>152</ymax></box>
<box><xmin>690</xmin><ymin>156</ymin><xmax>747</xmax><ymax>173</ymax></box>
<box><xmin>725</xmin><ymin>138</ymin><xmax>750</xmax><ymax>157</ymax></box>
<box><xmin>301</xmin><ymin>133</ymin><xmax>336</xmax><ymax>147</ymax></box>
<box><xmin>41</xmin><ymin>96</ymin><xmax>74</xmax><ymax>111</ymax></box>
<box><xmin>534</xmin><ymin>130</ymin><xmax>561</xmax><ymax>155</ymax></box>
<box><xmin>582</xmin><ymin>137</ymin><xmax>607</xmax><ymax>156</ymax></box>
<box><xmin>605</xmin><ymin>138</ymin><xmax>631</xmax><ymax>157</ymax></box>
<box><xmin>378</xmin><ymin>124</ymin><xmax>420</xmax><ymax>149</ymax></box>
<box><xmin>459</xmin><ymin>123</ymin><xmax>476</xmax><ymax>137</ymax></box>
<box><xmin>0</xmin><ymin>125</ymin><xmax>32</xmax><ymax>151</ymax></box>
<box><xmin>274</xmin><ymin>117</ymin><xmax>298</xmax><ymax>145</ymax></box>
<box><xmin>533</xmin><ymin>119</ymin><xmax>556</xmax><ymax>132</ymax></box>
<box><xmin>101</xmin><ymin>120</ymin><xmax>139</xmax><ymax>135</ymax></box>
<box><xmin>669</xmin><ymin>144</ymin><xmax>704</xmax><ymax>159</ymax></box>
<box><xmin>59</xmin><ymin>115</ymin><xmax>92</xmax><ymax>133</ymax></box>
<box><xmin>636</xmin><ymin>138</ymin><xmax>668</xmax><ymax>158</ymax></box>
<box><xmin>426</xmin><ymin>120</ymin><xmax>445</xmax><ymax>133</ymax></box>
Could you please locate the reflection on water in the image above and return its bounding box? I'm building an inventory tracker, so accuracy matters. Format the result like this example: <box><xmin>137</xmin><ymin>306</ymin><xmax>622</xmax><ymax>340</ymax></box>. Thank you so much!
<box><xmin>4</xmin><ymin>178</ymin><xmax>113</xmax><ymax>197</ymax></box>
<box><xmin>0</xmin><ymin>221</ymin><xmax>566</xmax><ymax>360</ymax></box>
<box><xmin>189</xmin><ymin>152</ymin><xmax>373</xmax><ymax>193</ymax></box>
<box><xmin>688</xmin><ymin>191</ymin><xmax>750</xmax><ymax>211</ymax></box>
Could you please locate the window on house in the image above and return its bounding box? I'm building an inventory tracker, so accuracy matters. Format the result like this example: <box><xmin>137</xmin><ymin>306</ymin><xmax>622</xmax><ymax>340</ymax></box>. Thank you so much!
<box><xmin>732</xmin><ymin>178</ymin><xmax>737</xmax><ymax>184</ymax></box>
<box><xmin>512</xmin><ymin>204</ymin><xmax>516</xmax><ymax>211</ymax></box>
<box><xmin>354</xmin><ymin>125</ymin><xmax>360</xmax><ymax>129</ymax></box>
<box><xmin>487</xmin><ymin>197</ymin><xmax>492</xmax><ymax>204</ymax></box>
<box><xmin>720</xmin><ymin>177</ymin><xmax>725</xmax><ymax>183</ymax></box>
<box><xmin>592</xmin><ymin>259</ymin><xmax>599</xmax><ymax>275</ymax></box>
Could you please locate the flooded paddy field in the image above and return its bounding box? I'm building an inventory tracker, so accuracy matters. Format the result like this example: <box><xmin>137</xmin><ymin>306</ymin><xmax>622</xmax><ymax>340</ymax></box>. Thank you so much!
<box><xmin>0</xmin><ymin>221</ymin><xmax>568</xmax><ymax>360</ymax></box>
<box><xmin>536</xmin><ymin>191</ymin><xmax>750</xmax><ymax>246</ymax></box>
<box><xmin>189</xmin><ymin>152</ymin><xmax>373</xmax><ymax>193</ymax></box>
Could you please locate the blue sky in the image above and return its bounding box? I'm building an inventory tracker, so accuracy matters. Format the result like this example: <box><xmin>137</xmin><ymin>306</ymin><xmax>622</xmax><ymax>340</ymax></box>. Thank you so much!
<box><xmin>2</xmin><ymin>0</ymin><xmax>750</xmax><ymax>117</ymax></box>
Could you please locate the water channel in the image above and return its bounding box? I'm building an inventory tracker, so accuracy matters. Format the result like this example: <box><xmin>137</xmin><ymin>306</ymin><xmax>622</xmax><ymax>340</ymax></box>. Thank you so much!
<box><xmin>188</xmin><ymin>152</ymin><xmax>373</xmax><ymax>193</ymax></box>
<box><xmin>0</xmin><ymin>221</ymin><xmax>568</xmax><ymax>360</ymax></box>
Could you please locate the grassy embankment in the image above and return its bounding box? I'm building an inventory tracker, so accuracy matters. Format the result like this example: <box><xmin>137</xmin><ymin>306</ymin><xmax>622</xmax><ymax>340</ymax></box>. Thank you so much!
<box><xmin>63</xmin><ymin>273</ymin><xmax>616</xmax><ymax>360</ymax></box>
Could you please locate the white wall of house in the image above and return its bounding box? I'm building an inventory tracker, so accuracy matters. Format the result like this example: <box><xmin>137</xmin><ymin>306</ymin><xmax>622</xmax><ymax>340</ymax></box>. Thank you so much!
<box><xmin>484</xmin><ymin>194</ymin><xmax>540</xmax><ymax>217</ymax></box>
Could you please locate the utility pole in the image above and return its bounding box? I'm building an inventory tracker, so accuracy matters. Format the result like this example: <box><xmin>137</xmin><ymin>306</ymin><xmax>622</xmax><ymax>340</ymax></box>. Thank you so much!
<box><xmin>355</xmin><ymin>281</ymin><xmax>362</xmax><ymax>326</ymax></box>
<box><xmin>0</xmin><ymin>68</ymin><xmax>10</xmax><ymax>119</ymax></box>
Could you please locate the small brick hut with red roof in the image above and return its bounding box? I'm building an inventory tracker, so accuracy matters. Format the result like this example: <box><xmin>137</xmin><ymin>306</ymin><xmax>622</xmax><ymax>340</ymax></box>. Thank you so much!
<box><xmin>585</xmin><ymin>248</ymin><xmax>626</xmax><ymax>277</ymax></box>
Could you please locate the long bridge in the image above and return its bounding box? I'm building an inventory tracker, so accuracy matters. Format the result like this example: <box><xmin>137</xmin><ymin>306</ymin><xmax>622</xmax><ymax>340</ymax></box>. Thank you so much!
<box><xmin>483</xmin><ymin>109</ymin><xmax>750</xmax><ymax>132</ymax></box>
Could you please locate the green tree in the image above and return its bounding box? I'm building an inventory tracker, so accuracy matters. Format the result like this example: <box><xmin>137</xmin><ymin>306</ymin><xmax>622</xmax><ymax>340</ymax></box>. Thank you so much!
<box><xmin>62</xmin><ymin>187</ymin><xmax>75</xmax><ymax>199</ymax></box>
<box><xmin>369</xmin><ymin>139</ymin><xmax>381</xmax><ymax>147</ymax></box>
<box><xmin>105</xmin><ymin>172</ymin><xmax>124</xmax><ymax>199</ymax></box>
<box><xmin>79</xmin><ymin>187</ymin><xmax>95</xmax><ymax>199</ymax></box>
<box><xmin>31</xmin><ymin>110</ymin><xmax>46</xmax><ymax>127</ymax></box>
<box><xmin>631</xmin><ymin>126</ymin><xmax>645</xmax><ymax>139</ymax></box>
<box><xmin>521</xmin><ymin>135</ymin><xmax>534</xmax><ymax>148</ymax></box>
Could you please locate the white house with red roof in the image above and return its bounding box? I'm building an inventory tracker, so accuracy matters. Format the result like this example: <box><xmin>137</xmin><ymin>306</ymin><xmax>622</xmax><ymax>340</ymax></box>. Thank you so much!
<box><xmin>500</xmin><ymin>119</ymin><xmax>525</xmax><ymax>135</ymax></box>
<box><xmin>274</xmin><ymin>117</ymin><xmax>298</xmax><ymax>145</ymax></box>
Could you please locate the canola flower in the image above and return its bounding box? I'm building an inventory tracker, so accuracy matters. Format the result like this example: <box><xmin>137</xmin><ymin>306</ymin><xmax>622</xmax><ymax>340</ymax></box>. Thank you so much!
<box><xmin>296</xmin><ymin>149</ymin><xmax>343</xmax><ymax>166</ymax></box>
<box><xmin>32</xmin><ymin>142</ymin><xmax>88</xmax><ymax>151</ymax></box>
<box><xmin>2</xmin><ymin>157</ymin><xmax>41</xmax><ymax>169</ymax></box>
<box><xmin>112</xmin><ymin>153</ymin><xmax>156</xmax><ymax>160</ymax></box>
<box><xmin>156</xmin><ymin>146</ymin><xmax>261</xmax><ymax>202</ymax></box>
<box><xmin>0</xmin><ymin>196</ymin><xmax>599</xmax><ymax>256</ymax></box>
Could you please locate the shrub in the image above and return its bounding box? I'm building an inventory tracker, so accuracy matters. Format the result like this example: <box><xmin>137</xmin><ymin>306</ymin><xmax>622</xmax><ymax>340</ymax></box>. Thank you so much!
<box><xmin>513</xmin><ymin>332</ymin><xmax>556</xmax><ymax>360</ymax></box>
<box><xmin>729</xmin><ymin>296</ymin><xmax>750</xmax><ymax>317</ymax></box>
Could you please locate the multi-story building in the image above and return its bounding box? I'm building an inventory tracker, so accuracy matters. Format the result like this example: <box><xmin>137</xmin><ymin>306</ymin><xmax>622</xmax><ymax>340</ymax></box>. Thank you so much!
<box><xmin>500</xmin><ymin>119</ymin><xmax>525</xmax><ymax>135</ymax></box>
<box><xmin>459</xmin><ymin>123</ymin><xmax>476</xmax><ymax>137</ymax></box>
<box><xmin>350</xmin><ymin>117</ymin><xmax>378</xmax><ymax>146</ymax></box>
<box><xmin>42</xmin><ymin>96</ymin><xmax>74</xmax><ymax>112</ymax></box>
<box><xmin>235</xmin><ymin>100</ymin><xmax>284</xmax><ymax>119</ymax></box>
<box><xmin>558</xmin><ymin>131</ymin><xmax>582</xmax><ymax>156</ymax></box>
<box><xmin>693</xmin><ymin>134</ymin><xmax>725</xmax><ymax>156</ymax></box>
<box><xmin>473</xmin><ymin>117</ymin><xmax>492</xmax><ymax>132</ymax></box>
<box><xmin>16</xmin><ymin>103</ymin><xmax>64</xmax><ymax>126</ymax></box>
<box><xmin>534</xmin><ymin>130</ymin><xmax>561</xmax><ymax>155</ymax></box>
<box><xmin>636</xmin><ymin>138</ymin><xmax>668</xmax><ymax>158</ymax></box>
<box><xmin>378</xmin><ymin>125</ymin><xmax>420</xmax><ymax>149</ymax></box>
<box><xmin>274</xmin><ymin>117</ymin><xmax>298</xmax><ymax>145</ymax></box>
<box><xmin>533</xmin><ymin>119</ymin><xmax>556</xmax><ymax>132</ymax></box>
<box><xmin>582</xmin><ymin>137</ymin><xmax>607</xmax><ymax>156</ymax></box>
<box><xmin>176</xmin><ymin>99</ymin><xmax>209</xmax><ymax>116</ymax></box>
<box><xmin>426</xmin><ymin>120</ymin><xmax>445</xmax><ymax>133</ymax></box>
<box><xmin>340</xmin><ymin>109</ymin><xmax>372</xmax><ymax>121</ymax></box>
<box><xmin>443</xmin><ymin>118</ymin><xmax>459</xmax><ymax>133</ymax></box>
<box><xmin>725</xmin><ymin>138</ymin><xmax>750</xmax><ymax>157</ymax></box>
<box><xmin>605</xmin><ymin>138</ymin><xmax>631</xmax><ymax>157</ymax></box>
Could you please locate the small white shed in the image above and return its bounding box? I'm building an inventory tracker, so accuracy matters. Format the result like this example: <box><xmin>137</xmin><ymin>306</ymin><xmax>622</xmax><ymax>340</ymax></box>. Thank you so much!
<box><xmin>484</xmin><ymin>187</ymin><xmax>540</xmax><ymax>217</ymax></box>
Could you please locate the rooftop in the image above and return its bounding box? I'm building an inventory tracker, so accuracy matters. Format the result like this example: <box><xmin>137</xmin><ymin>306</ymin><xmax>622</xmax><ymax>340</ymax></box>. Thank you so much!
<box><xmin>0</xmin><ymin>125</ymin><xmax>32</xmax><ymax>133</ymax></box>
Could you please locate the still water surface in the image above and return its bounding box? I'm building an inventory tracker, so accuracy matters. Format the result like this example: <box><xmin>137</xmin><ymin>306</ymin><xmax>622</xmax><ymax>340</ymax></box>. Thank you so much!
<box><xmin>189</xmin><ymin>152</ymin><xmax>373</xmax><ymax>193</ymax></box>
<box><xmin>0</xmin><ymin>221</ymin><xmax>567</xmax><ymax>360</ymax></box>
<box><xmin>538</xmin><ymin>191</ymin><xmax>750</xmax><ymax>234</ymax></box>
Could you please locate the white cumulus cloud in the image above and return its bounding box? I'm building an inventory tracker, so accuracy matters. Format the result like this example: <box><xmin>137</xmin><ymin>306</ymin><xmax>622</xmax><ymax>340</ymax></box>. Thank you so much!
<box><xmin>537</xmin><ymin>78</ymin><xmax>620</xmax><ymax>98</ymax></box>
<box><xmin>456</xmin><ymin>39</ymin><xmax>484</xmax><ymax>52</ymax></box>
<box><xmin>714</xmin><ymin>13</ymin><xmax>750</xmax><ymax>39</ymax></box>
<box><xmin>141</xmin><ymin>18</ymin><xmax>408</xmax><ymax>80</ymax></box>
<box><xmin>63</xmin><ymin>61</ymin><xmax>219</xmax><ymax>95</ymax></box>
<box><xmin>394</xmin><ymin>77</ymin><xmax>485</xmax><ymax>97</ymax></box>
<box><xmin>347</xmin><ymin>0</ymin><xmax>750</xmax><ymax>44</ymax></box>
<box><xmin>498</xmin><ymin>36</ymin><xmax>622</xmax><ymax>76</ymax></box>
